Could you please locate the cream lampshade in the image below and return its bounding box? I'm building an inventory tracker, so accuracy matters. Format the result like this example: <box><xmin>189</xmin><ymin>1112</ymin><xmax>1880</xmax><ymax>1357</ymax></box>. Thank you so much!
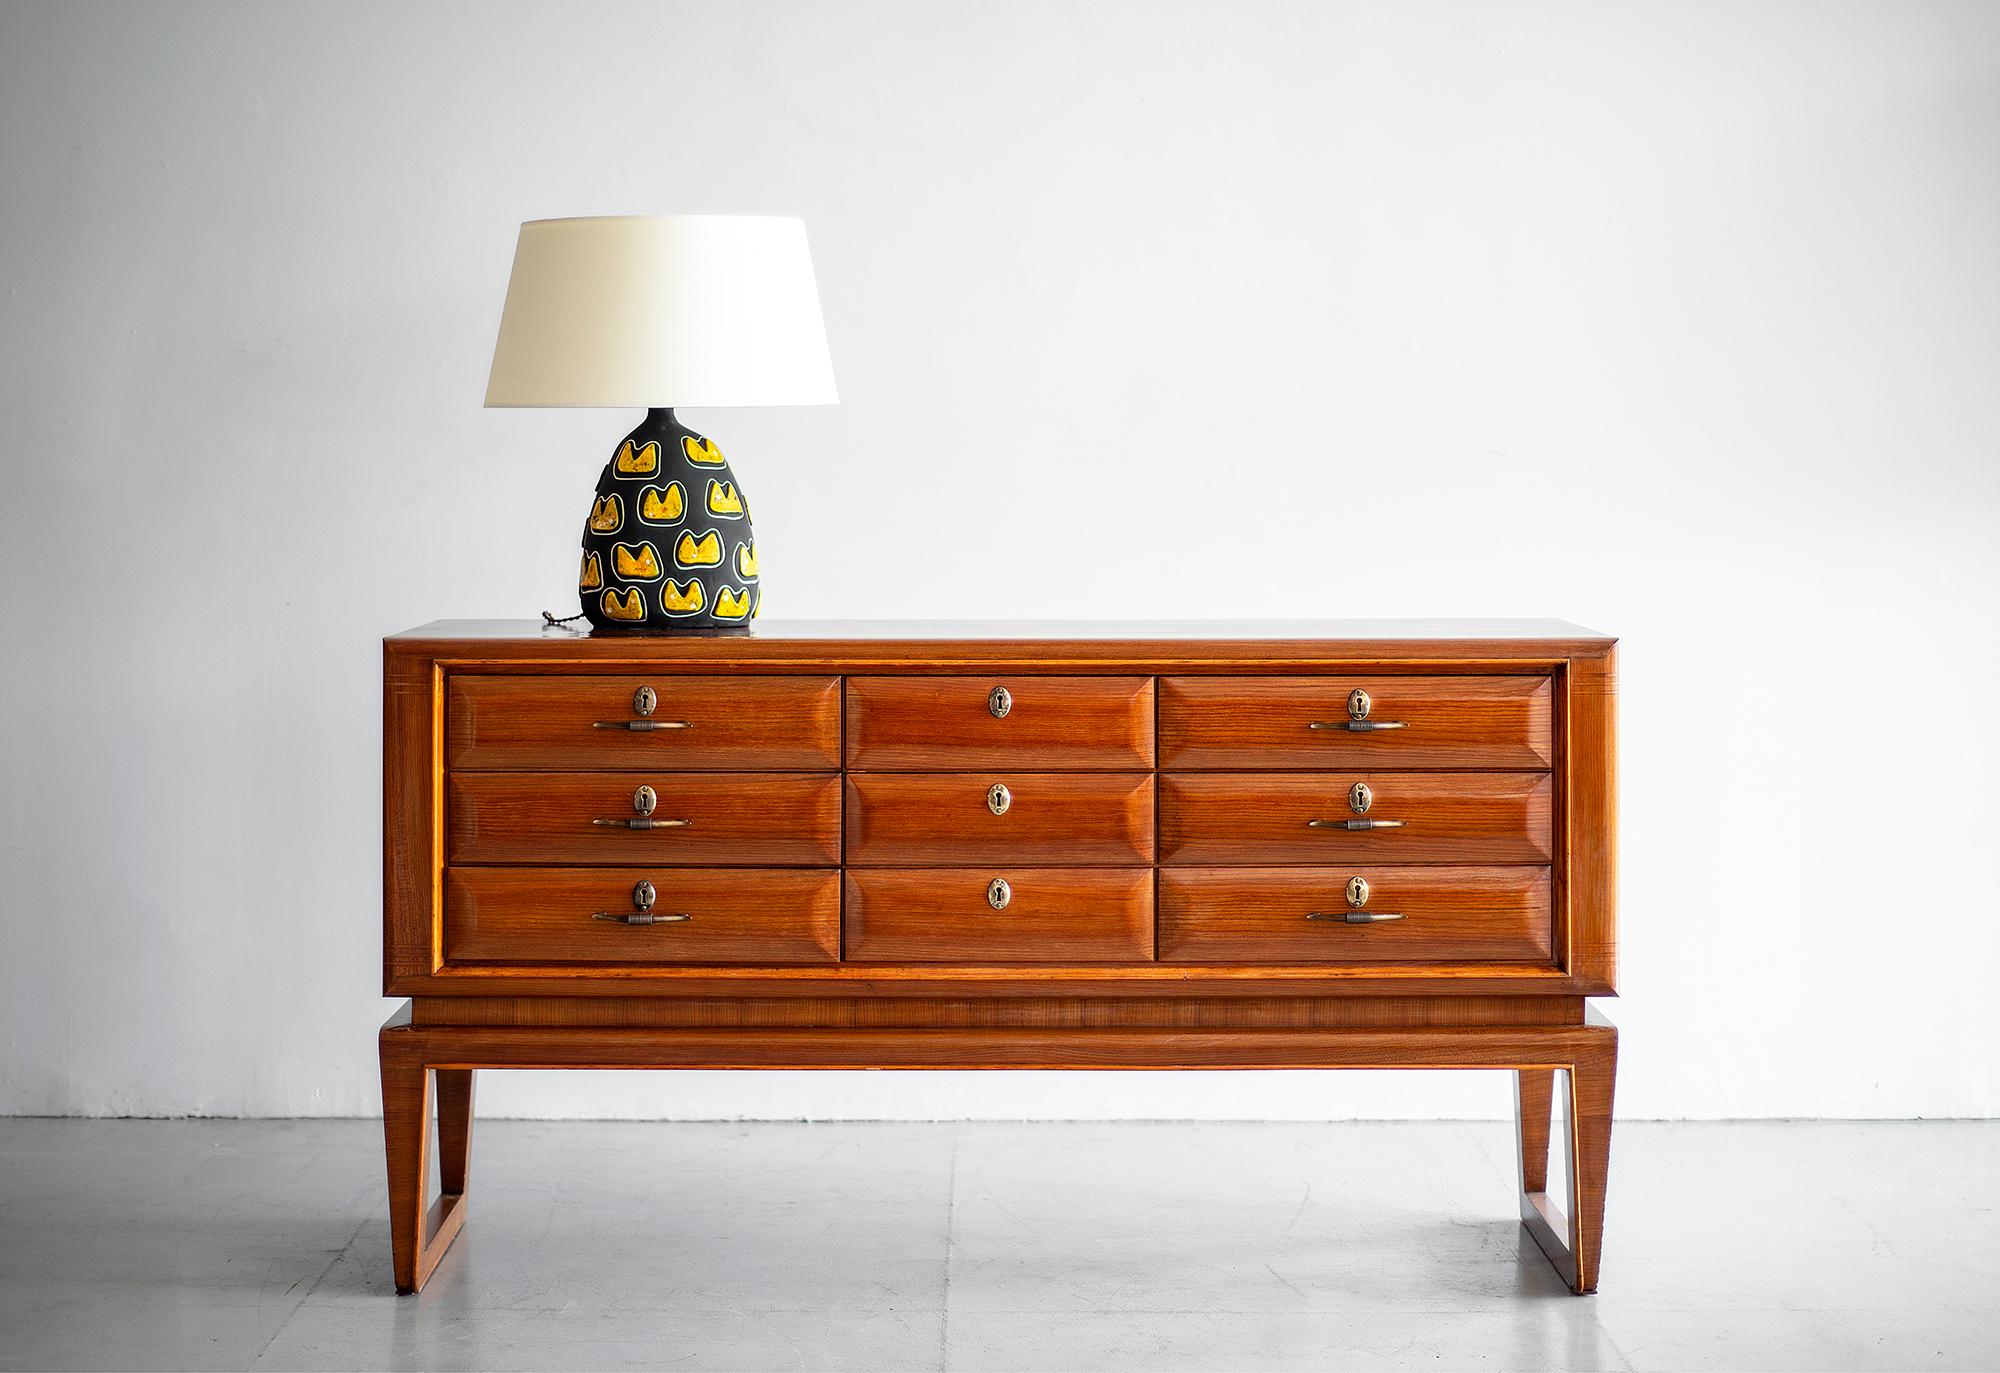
<box><xmin>486</xmin><ymin>214</ymin><xmax>837</xmax><ymax>631</ymax></box>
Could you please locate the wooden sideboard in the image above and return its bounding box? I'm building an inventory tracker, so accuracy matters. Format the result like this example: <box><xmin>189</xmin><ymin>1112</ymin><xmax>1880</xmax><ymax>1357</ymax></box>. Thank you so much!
<box><xmin>381</xmin><ymin>620</ymin><xmax>1618</xmax><ymax>1294</ymax></box>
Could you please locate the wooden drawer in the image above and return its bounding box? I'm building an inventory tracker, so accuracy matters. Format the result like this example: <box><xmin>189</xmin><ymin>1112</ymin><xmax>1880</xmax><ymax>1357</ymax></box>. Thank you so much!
<box><xmin>447</xmin><ymin>674</ymin><xmax>840</xmax><ymax>771</ymax></box>
<box><xmin>448</xmin><ymin>773</ymin><xmax>841</xmax><ymax>866</ymax></box>
<box><xmin>845</xmin><ymin>773</ymin><xmax>1155</xmax><ymax>866</ymax></box>
<box><xmin>1158</xmin><ymin>867</ymin><xmax>1553</xmax><ymax>964</ymax></box>
<box><xmin>446</xmin><ymin>867</ymin><xmax>839</xmax><ymax>965</ymax></box>
<box><xmin>1159</xmin><ymin>675</ymin><xmax>1553</xmax><ymax>770</ymax></box>
<box><xmin>846</xmin><ymin>676</ymin><xmax>1154</xmax><ymax>770</ymax></box>
<box><xmin>1159</xmin><ymin>772</ymin><xmax>1552</xmax><ymax>865</ymax></box>
<box><xmin>845</xmin><ymin>868</ymin><xmax>1154</xmax><ymax>963</ymax></box>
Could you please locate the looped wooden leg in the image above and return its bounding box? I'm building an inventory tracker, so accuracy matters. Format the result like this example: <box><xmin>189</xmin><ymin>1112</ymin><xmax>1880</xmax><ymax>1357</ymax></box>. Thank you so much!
<box><xmin>1515</xmin><ymin>1010</ymin><xmax>1617</xmax><ymax>1293</ymax></box>
<box><xmin>380</xmin><ymin>1009</ymin><xmax>473</xmax><ymax>1295</ymax></box>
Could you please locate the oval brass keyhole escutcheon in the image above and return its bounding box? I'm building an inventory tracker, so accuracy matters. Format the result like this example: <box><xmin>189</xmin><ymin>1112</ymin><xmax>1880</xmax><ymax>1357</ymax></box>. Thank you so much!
<box><xmin>988</xmin><ymin>685</ymin><xmax>1013</xmax><ymax>719</ymax></box>
<box><xmin>1349</xmin><ymin>781</ymin><xmax>1373</xmax><ymax>814</ymax></box>
<box><xmin>987</xmin><ymin>782</ymin><xmax>1012</xmax><ymax>816</ymax></box>
<box><xmin>633</xmin><ymin>686</ymin><xmax>657</xmax><ymax>718</ymax></box>
<box><xmin>1347</xmin><ymin>687</ymin><xmax>1371</xmax><ymax>721</ymax></box>
<box><xmin>632</xmin><ymin>880</ymin><xmax>657</xmax><ymax>911</ymax></box>
<box><xmin>632</xmin><ymin>785</ymin><xmax>657</xmax><ymax>816</ymax></box>
<box><xmin>1346</xmin><ymin>875</ymin><xmax>1370</xmax><ymax>908</ymax></box>
<box><xmin>987</xmin><ymin>877</ymin><xmax>1012</xmax><ymax>911</ymax></box>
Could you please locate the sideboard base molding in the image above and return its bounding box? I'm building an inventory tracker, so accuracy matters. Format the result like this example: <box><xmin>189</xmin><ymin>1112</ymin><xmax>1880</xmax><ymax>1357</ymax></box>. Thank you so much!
<box><xmin>378</xmin><ymin>1003</ymin><xmax>1616</xmax><ymax>1294</ymax></box>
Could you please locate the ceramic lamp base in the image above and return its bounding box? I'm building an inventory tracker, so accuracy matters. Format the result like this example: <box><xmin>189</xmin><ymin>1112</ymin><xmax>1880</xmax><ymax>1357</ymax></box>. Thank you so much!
<box><xmin>576</xmin><ymin>409</ymin><xmax>760</xmax><ymax>632</ymax></box>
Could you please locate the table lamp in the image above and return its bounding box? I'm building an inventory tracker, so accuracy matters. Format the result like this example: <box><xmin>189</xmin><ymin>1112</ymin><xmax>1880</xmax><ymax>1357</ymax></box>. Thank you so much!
<box><xmin>485</xmin><ymin>215</ymin><xmax>837</xmax><ymax>631</ymax></box>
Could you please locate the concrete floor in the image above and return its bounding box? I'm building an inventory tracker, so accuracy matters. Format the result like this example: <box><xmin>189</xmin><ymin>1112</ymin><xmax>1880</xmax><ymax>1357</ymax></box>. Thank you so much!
<box><xmin>0</xmin><ymin>1118</ymin><xmax>1994</xmax><ymax>1371</ymax></box>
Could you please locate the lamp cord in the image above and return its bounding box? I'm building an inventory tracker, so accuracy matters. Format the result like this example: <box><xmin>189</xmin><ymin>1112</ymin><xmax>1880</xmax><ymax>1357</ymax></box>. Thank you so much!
<box><xmin>541</xmin><ymin>610</ymin><xmax>588</xmax><ymax>629</ymax></box>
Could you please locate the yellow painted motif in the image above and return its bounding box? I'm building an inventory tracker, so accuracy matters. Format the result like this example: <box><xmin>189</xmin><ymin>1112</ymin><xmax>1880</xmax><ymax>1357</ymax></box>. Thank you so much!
<box><xmin>705</xmin><ymin>480</ymin><xmax>744</xmax><ymax>518</ymax></box>
<box><xmin>712</xmin><ymin>586</ymin><xmax>752</xmax><ymax>621</ymax></box>
<box><xmin>661</xmin><ymin>578</ymin><xmax>705</xmax><ymax>614</ymax></box>
<box><xmin>674</xmin><ymin>529</ymin><xmax>722</xmax><ymax>568</ymax></box>
<box><xmin>588</xmin><ymin>494</ymin><xmax>622</xmax><ymax>533</ymax></box>
<box><xmin>752</xmin><ymin>587</ymin><xmax>762</xmax><ymax>619</ymax></box>
<box><xmin>614</xmin><ymin>440</ymin><xmax>660</xmax><ymax>477</ymax></box>
<box><xmin>735</xmin><ymin>542</ymin><xmax>758</xmax><ymax>579</ymax></box>
<box><xmin>639</xmin><ymin>483</ymin><xmax>684</xmax><ymax>524</ymax></box>
<box><xmin>682</xmin><ymin>435</ymin><xmax>726</xmax><ymax>467</ymax></box>
<box><xmin>599</xmin><ymin>587</ymin><xmax>646</xmax><ymax>622</ymax></box>
<box><xmin>612</xmin><ymin>541</ymin><xmax>662</xmax><ymax>580</ymax></box>
<box><xmin>579</xmin><ymin>551</ymin><xmax>602</xmax><ymax>591</ymax></box>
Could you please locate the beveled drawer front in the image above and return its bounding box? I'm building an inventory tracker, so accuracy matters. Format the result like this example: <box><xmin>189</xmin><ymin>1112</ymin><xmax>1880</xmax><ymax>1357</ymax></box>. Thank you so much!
<box><xmin>846</xmin><ymin>676</ymin><xmax>1155</xmax><ymax>770</ymax></box>
<box><xmin>1158</xmin><ymin>867</ymin><xmax>1553</xmax><ymax>964</ymax></box>
<box><xmin>446</xmin><ymin>867</ymin><xmax>839</xmax><ymax>965</ymax></box>
<box><xmin>845</xmin><ymin>869</ymin><xmax>1154</xmax><ymax>963</ymax></box>
<box><xmin>1158</xmin><ymin>772</ymin><xmax>1552</xmax><ymax>865</ymax></box>
<box><xmin>447</xmin><ymin>675</ymin><xmax>840</xmax><ymax>771</ymax></box>
<box><xmin>448</xmin><ymin>773</ymin><xmax>841</xmax><ymax>866</ymax></box>
<box><xmin>845</xmin><ymin>773</ymin><xmax>1155</xmax><ymax>866</ymax></box>
<box><xmin>1159</xmin><ymin>676</ymin><xmax>1553</xmax><ymax>770</ymax></box>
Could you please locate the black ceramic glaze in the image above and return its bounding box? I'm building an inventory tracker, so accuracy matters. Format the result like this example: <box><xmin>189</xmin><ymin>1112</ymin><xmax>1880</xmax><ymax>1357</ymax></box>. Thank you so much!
<box><xmin>577</xmin><ymin>409</ymin><xmax>759</xmax><ymax>632</ymax></box>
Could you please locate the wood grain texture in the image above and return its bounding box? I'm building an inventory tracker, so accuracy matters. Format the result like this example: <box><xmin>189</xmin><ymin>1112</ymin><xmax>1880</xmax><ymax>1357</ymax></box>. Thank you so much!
<box><xmin>408</xmin><ymin>964</ymin><xmax>1592</xmax><ymax>998</ymax></box>
<box><xmin>844</xmin><ymin>868</ymin><xmax>1154</xmax><ymax>964</ymax></box>
<box><xmin>434</xmin><ymin>1069</ymin><xmax>475</xmax><ymax>1196</ymax></box>
<box><xmin>845</xmin><ymin>772</ymin><xmax>1155</xmax><ymax>866</ymax></box>
<box><xmin>1160</xmin><ymin>675</ymin><xmax>1553</xmax><ymax>770</ymax></box>
<box><xmin>846</xmin><ymin>675</ymin><xmax>1154</xmax><ymax>770</ymax></box>
<box><xmin>1158</xmin><ymin>867</ymin><xmax>1554</xmax><ymax>965</ymax></box>
<box><xmin>381</xmin><ymin>1008</ymin><xmax>1617</xmax><ymax>1072</ymax></box>
<box><xmin>446</xmin><ymin>868</ymin><xmax>840</xmax><ymax>966</ymax></box>
<box><xmin>447</xmin><ymin>772</ymin><xmax>840</xmax><ymax>866</ymax></box>
<box><xmin>1516</xmin><ymin>1067</ymin><xmax>1554</xmax><ymax>1196</ymax></box>
<box><xmin>1159</xmin><ymin>772</ymin><xmax>1554</xmax><ymax>866</ymax></box>
<box><xmin>447</xmin><ymin>674</ymin><xmax>840</xmax><ymax>771</ymax></box>
<box><xmin>1563</xmin><ymin>648</ymin><xmax>1618</xmax><ymax>994</ymax></box>
<box><xmin>383</xmin><ymin>643</ymin><xmax>443</xmax><ymax>986</ymax></box>
<box><xmin>411</xmin><ymin>995</ymin><xmax>1588</xmax><ymax>1030</ymax></box>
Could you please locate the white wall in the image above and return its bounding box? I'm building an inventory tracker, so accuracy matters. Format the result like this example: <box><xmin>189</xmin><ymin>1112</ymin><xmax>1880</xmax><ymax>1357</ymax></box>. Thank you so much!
<box><xmin>2</xmin><ymin>0</ymin><xmax>1995</xmax><ymax>1121</ymax></box>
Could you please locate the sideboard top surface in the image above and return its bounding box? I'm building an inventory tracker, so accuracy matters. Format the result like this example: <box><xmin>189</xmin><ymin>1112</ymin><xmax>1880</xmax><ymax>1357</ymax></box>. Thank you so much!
<box><xmin>388</xmin><ymin>619</ymin><xmax>1615</xmax><ymax>663</ymax></box>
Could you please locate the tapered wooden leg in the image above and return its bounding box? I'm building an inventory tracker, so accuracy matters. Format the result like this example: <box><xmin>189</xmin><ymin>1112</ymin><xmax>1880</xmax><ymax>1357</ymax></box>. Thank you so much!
<box><xmin>380</xmin><ymin>1016</ymin><xmax>469</xmax><ymax>1295</ymax></box>
<box><xmin>1517</xmin><ymin>1015</ymin><xmax>1618</xmax><ymax>1294</ymax></box>
<box><xmin>435</xmin><ymin>1069</ymin><xmax>476</xmax><ymax>1196</ymax></box>
<box><xmin>1515</xmin><ymin>1068</ymin><xmax>1554</xmax><ymax>1195</ymax></box>
<box><xmin>1565</xmin><ymin>1037</ymin><xmax>1616</xmax><ymax>1292</ymax></box>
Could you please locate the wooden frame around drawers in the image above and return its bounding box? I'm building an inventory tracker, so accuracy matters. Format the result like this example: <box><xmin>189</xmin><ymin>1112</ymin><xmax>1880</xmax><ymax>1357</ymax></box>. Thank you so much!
<box><xmin>380</xmin><ymin>620</ymin><xmax>1618</xmax><ymax>1296</ymax></box>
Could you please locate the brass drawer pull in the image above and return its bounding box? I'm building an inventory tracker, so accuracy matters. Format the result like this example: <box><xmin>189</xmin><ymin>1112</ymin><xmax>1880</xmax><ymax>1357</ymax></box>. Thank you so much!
<box><xmin>1308</xmin><ymin>873</ymin><xmax>1402</xmax><ymax>920</ymax></box>
<box><xmin>593</xmin><ymin>784</ymin><xmax>691</xmax><ymax>829</ymax></box>
<box><xmin>592</xmin><ymin>719</ymin><xmax>693</xmax><ymax>732</ymax></box>
<box><xmin>591</xmin><ymin>880</ymin><xmax>692</xmax><ymax>925</ymax></box>
<box><xmin>1309</xmin><ymin>687</ymin><xmax>1405</xmax><ymax>731</ymax></box>
<box><xmin>1307</xmin><ymin>818</ymin><xmax>1406</xmax><ymax>830</ymax></box>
